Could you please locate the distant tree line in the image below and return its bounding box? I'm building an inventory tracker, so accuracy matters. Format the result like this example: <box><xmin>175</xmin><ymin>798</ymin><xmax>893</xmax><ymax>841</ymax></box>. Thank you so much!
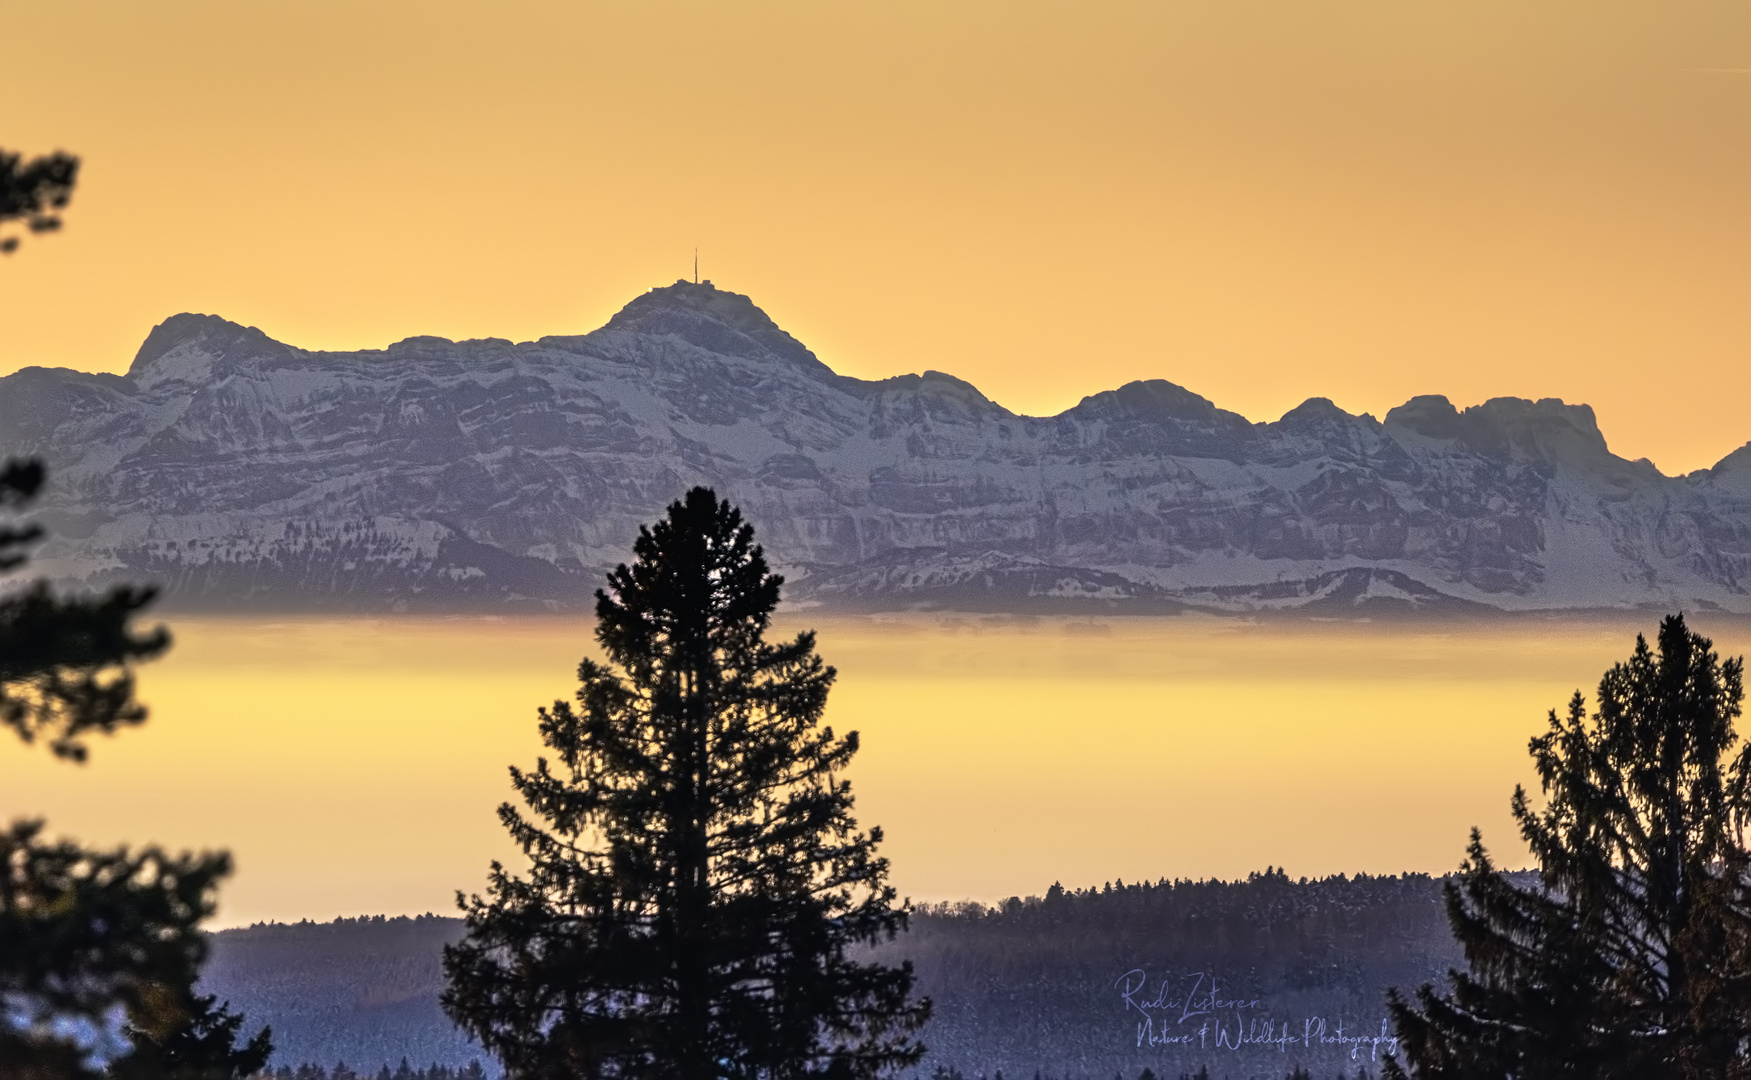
<box><xmin>264</xmin><ymin>1062</ymin><xmax>487</xmax><ymax>1080</ymax></box>
<box><xmin>200</xmin><ymin>914</ymin><xmax>473</xmax><ymax>1070</ymax></box>
<box><xmin>200</xmin><ymin>869</ymin><xmax>1466</xmax><ymax>1078</ymax></box>
<box><xmin>888</xmin><ymin>869</ymin><xmax>1462</xmax><ymax>1078</ymax></box>
<box><xmin>261</xmin><ymin>1064</ymin><xmax>1387</xmax><ymax>1080</ymax></box>
<box><xmin>926</xmin><ymin>1066</ymin><xmax>1381</xmax><ymax>1080</ymax></box>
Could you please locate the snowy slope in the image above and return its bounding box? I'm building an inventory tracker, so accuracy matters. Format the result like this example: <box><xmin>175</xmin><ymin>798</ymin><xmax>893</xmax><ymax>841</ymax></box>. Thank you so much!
<box><xmin>3</xmin><ymin>280</ymin><xmax>1749</xmax><ymax>615</ymax></box>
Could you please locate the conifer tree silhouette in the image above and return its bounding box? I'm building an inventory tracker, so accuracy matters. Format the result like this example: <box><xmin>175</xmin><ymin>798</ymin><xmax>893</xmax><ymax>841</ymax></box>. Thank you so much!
<box><xmin>3</xmin><ymin>140</ymin><xmax>267</xmax><ymax>1077</ymax></box>
<box><xmin>1386</xmin><ymin>614</ymin><xmax>1751</xmax><ymax>1077</ymax></box>
<box><xmin>443</xmin><ymin>487</ymin><xmax>928</xmax><ymax>1080</ymax></box>
<box><xmin>0</xmin><ymin>459</ymin><xmax>167</xmax><ymax>760</ymax></box>
<box><xmin>1</xmin><ymin>458</ymin><xmax>270</xmax><ymax>1079</ymax></box>
<box><xmin>0</xmin><ymin>147</ymin><xmax>78</xmax><ymax>254</ymax></box>
<box><xmin>112</xmin><ymin>991</ymin><xmax>275</xmax><ymax>1080</ymax></box>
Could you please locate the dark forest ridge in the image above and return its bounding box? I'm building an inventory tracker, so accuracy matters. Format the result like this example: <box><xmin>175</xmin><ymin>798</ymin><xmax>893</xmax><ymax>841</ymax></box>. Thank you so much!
<box><xmin>4</xmin><ymin>281</ymin><xmax>1749</xmax><ymax>615</ymax></box>
<box><xmin>205</xmin><ymin>870</ymin><xmax>1465</xmax><ymax>1077</ymax></box>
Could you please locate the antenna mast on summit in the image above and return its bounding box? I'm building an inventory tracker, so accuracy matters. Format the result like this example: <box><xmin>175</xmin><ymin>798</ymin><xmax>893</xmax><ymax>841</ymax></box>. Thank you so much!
<box><xmin>694</xmin><ymin>247</ymin><xmax>698</xmax><ymax>285</ymax></box>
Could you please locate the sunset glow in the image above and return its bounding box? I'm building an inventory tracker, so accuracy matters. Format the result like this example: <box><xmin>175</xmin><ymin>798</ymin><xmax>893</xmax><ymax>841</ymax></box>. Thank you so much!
<box><xmin>8</xmin><ymin>12</ymin><xmax>1751</xmax><ymax>1066</ymax></box>
<box><xmin>4</xmin><ymin>0</ymin><xmax>1748</xmax><ymax>473</ymax></box>
<box><xmin>6</xmin><ymin>613</ymin><xmax>1743</xmax><ymax>926</ymax></box>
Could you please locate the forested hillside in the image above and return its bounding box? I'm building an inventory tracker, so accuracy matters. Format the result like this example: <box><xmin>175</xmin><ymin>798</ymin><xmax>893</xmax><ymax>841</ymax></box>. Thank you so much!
<box><xmin>202</xmin><ymin>915</ymin><xmax>475</xmax><ymax>1071</ymax></box>
<box><xmin>900</xmin><ymin>870</ymin><xmax>1465</xmax><ymax>1077</ymax></box>
<box><xmin>205</xmin><ymin>870</ymin><xmax>1470</xmax><ymax>1079</ymax></box>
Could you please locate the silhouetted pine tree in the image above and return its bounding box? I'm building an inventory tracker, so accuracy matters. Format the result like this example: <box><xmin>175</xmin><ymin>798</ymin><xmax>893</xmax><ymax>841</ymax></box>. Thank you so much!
<box><xmin>1386</xmin><ymin>614</ymin><xmax>1751</xmax><ymax>1077</ymax></box>
<box><xmin>0</xmin><ymin>146</ymin><xmax>78</xmax><ymax>254</ymax></box>
<box><xmin>442</xmin><ymin>488</ymin><xmax>929</xmax><ymax>1080</ymax></box>
<box><xmin>0</xmin><ymin>458</ymin><xmax>265</xmax><ymax>1077</ymax></box>
<box><xmin>112</xmin><ymin>991</ymin><xmax>274</xmax><ymax>1080</ymax></box>
<box><xmin>0</xmin><ymin>460</ymin><xmax>168</xmax><ymax>760</ymax></box>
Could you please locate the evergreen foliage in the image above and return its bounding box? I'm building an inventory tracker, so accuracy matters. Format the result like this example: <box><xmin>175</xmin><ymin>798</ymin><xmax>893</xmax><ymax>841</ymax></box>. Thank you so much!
<box><xmin>262</xmin><ymin>1062</ymin><xmax>487</xmax><ymax>1080</ymax></box>
<box><xmin>0</xmin><ymin>460</ymin><xmax>169</xmax><ymax>761</ymax></box>
<box><xmin>1386</xmin><ymin>614</ymin><xmax>1751</xmax><ymax>1077</ymax></box>
<box><xmin>0</xmin><ymin>147</ymin><xmax>78</xmax><ymax>253</ymax></box>
<box><xmin>442</xmin><ymin>488</ymin><xmax>928</xmax><ymax>1080</ymax></box>
<box><xmin>113</xmin><ymin>992</ymin><xmax>275</xmax><ymax>1080</ymax></box>
<box><xmin>0</xmin><ymin>458</ymin><xmax>267</xmax><ymax>1078</ymax></box>
<box><xmin>0</xmin><ymin>821</ymin><xmax>232</xmax><ymax>1077</ymax></box>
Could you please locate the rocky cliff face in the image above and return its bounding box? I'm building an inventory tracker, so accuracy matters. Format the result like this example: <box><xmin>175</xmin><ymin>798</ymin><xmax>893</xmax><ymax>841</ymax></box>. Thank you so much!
<box><xmin>4</xmin><ymin>280</ymin><xmax>1749</xmax><ymax>614</ymax></box>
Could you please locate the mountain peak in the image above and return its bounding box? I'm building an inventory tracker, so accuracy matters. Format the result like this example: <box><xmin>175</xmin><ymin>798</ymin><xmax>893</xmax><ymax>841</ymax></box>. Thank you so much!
<box><xmin>601</xmin><ymin>281</ymin><xmax>832</xmax><ymax>376</ymax></box>
<box><xmin>1386</xmin><ymin>394</ymin><xmax>1609</xmax><ymax>467</ymax></box>
<box><xmin>1071</xmin><ymin>379</ymin><xmax>1246</xmax><ymax>427</ymax></box>
<box><xmin>1709</xmin><ymin>440</ymin><xmax>1751</xmax><ymax>488</ymax></box>
<box><xmin>127</xmin><ymin>313</ymin><xmax>296</xmax><ymax>389</ymax></box>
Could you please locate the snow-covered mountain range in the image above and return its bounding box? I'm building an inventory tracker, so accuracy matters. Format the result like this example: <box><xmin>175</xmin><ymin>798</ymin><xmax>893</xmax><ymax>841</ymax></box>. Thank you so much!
<box><xmin>4</xmin><ymin>280</ymin><xmax>1749</xmax><ymax>615</ymax></box>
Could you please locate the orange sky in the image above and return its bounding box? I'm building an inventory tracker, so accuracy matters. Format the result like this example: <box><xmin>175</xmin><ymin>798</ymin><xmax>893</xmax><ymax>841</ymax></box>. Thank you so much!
<box><xmin>3</xmin><ymin>0</ymin><xmax>1747</xmax><ymax>473</ymax></box>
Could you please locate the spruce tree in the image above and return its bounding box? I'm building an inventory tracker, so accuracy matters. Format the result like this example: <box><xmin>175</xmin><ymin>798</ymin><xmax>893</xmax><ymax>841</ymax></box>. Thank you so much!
<box><xmin>1386</xmin><ymin>614</ymin><xmax>1751</xmax><ymax>1077</ymax></box>
<box><xmin>1</xmin><ymin>458</ymin><xmax>268</xmax><ymax>1078</ymax></box>
<box><xmin>112</xmin><ymin>992</ymin><xmax>275</xmax><ymax>1080</ymax></box>
<box><xmin>442</xmin><ymin>487</ymin><xmax>928</xmax><ymax>1080</ymax></box>
<box><xmin>0</xmin><ymin>459</ymin><xmax>168</xmax><ymax>760</ymax></box>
